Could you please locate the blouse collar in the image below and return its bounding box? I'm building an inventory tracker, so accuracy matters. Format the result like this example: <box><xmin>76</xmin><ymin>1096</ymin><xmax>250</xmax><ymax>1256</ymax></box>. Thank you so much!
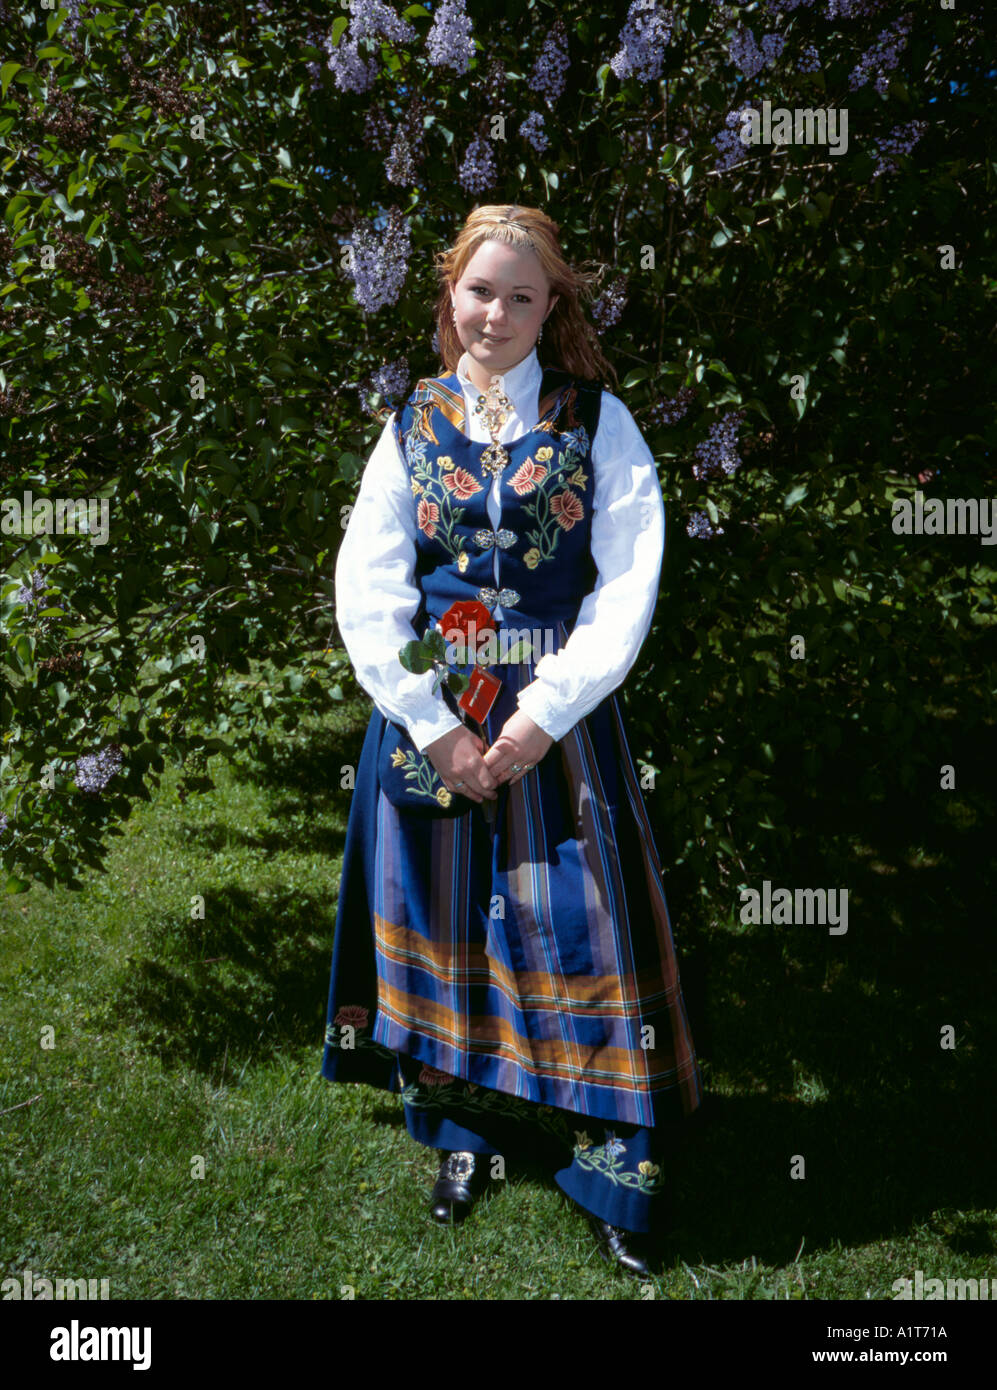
<box><xmin>456</xmin><ymin>346</ymin><xmax>543</xmax><ymax>415</ymax></box>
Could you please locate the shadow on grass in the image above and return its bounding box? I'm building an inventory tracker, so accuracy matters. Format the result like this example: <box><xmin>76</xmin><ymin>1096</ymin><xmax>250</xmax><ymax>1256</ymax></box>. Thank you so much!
<box><xmin>113</xmin><ymin>883</ymin><xmax>334</xmax><ymax>1074</ymax></box>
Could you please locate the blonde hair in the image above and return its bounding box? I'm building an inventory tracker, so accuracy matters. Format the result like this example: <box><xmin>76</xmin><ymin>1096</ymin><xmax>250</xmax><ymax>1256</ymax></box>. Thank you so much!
<box><xmin>432</xmin><ymin>204</ymin><xmax>619</xmax><ymax>392</ymax></box>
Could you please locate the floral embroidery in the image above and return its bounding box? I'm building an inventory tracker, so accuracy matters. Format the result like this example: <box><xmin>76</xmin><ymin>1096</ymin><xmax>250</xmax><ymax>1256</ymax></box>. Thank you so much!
<box><xmin>404</xmin><ymin>426</ymin><xmax>485</xmax><ymax>562</ymax></box>
<box><xmin>401</xmin><ymin>1078</ymin><xmax>575</xmax><ymax>1145</ymax></box>
<box><xmin>571</xmin><ymin>1131</ymin><xmax>664</xmax><ymax>1194</ymax></box>
<box><xmin>418</xmin><ymin>1063</ymin><xmax>456</xmax><ymax>1086</ymax></box>
<box><xmin>509</xmin><ymin>458</ymin><xmax>549</xmax><ymax>495</ymax></box>
<box><xmin>550</xmin><ymin>489</ymin><xmax>584</xmax><ymax>530</ymax></box>
<box><xmin>325</xmin><ymin>1008</ymin><xmax>394</xmax><ymax>1059</ymax></box>
<box><xmin>442</xmin><ymin>466</ymin><xmax>481</xmax><ymax>500</ymax></box>
<box><xmin>389</xmin><ymin>745</ymin><xmax>453</xmax><ymax>806</ymax></box>
<box><xmin>401</xmin><ymin>384</ymin><xmax>594</xmax><ymax>576</ymax></box>
<box><xmin>334</xmin><ymin>1005</ymin><xmax>369</xmax><ymax>1028</ymax></box>
<box><xmin>517</xmin><ymin>424</ymin><xmax>592</xmax><ymax>565</ymax></box>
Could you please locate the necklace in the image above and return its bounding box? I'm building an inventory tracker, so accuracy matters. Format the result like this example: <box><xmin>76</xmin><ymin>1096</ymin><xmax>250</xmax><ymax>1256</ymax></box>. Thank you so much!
<box><xmin>473</xmin><ymin>375</ymin><xmax>514</xmax><ymax>478</ymax></box>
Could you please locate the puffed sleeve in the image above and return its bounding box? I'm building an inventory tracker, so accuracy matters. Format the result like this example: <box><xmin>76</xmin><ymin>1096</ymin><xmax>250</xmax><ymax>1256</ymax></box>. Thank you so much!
<box><xmin>334</xmin><ymin>415</ymin><xmax>465</xmax><ymax>754</ymax></box>
<box><xmin>514</xmin><ymin>391</ymin><xmax>665</xmax><ymax>742</ymax></box>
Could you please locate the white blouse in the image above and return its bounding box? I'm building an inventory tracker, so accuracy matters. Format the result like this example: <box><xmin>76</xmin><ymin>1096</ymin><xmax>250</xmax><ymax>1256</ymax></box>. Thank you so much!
<box><xmin>334</xmin><ymin>346</ymin><xmax>665</xmax><ymax>753</ymax></box>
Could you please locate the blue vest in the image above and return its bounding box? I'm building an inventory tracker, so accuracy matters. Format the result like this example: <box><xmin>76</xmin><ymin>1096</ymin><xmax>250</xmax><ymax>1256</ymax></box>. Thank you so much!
<box><xmin>376</xmin><ymin>366</ymin><xmax>603</xmax><ymax>816</ymax></box>
<box><xmin>392</xmin><ymin>367</ymin><xmax>603</xmax><ymax>635</ymax></box>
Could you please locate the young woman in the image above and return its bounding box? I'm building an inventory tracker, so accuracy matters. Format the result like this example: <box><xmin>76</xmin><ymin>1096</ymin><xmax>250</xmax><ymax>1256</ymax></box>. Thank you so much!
<box><xmin>322</xmin><ymin>203</ymin><xmax>703</xmax><ymax>1279</ymax></box>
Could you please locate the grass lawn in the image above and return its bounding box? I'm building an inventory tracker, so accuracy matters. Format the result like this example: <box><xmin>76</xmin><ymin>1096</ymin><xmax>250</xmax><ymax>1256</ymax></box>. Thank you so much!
<box><xmin>2</xmin><ymin>690</ymin><xmax>994</xmax><ymax>1300</ymax></box>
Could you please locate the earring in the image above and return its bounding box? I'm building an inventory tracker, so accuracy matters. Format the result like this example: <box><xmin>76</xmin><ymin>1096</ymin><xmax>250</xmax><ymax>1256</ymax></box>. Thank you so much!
<box><xmin>537</xmin><ymin>320</ymin><xmax>544</xmax><ymax>344</ymax></box>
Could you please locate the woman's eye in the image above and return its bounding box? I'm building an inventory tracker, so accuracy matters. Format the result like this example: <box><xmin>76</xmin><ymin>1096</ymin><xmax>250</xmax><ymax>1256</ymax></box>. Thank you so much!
<box><xmin>470</xmin><ymin>288</ymin><xmax>529</xmax><ymax>303</ymax></box>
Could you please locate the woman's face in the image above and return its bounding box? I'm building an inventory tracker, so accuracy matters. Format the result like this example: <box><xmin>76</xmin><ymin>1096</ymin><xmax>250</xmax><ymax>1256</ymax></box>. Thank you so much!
<box><xmin>450</xmin><ymin>240</ymin><xmax>558</xmax><ymax>389</ymax></box>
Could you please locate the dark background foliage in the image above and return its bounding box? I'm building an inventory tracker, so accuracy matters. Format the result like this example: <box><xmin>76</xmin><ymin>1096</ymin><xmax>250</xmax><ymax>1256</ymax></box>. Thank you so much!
<box><xmin>1</xmin><ymin>0</ymin><xmax>993</xmax><ymax>921</ymax></box>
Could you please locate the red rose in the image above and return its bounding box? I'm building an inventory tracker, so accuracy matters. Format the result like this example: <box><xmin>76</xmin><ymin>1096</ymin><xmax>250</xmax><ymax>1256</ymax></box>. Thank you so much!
<box><xmin>440</xmin><ymin>600</ymin><xmax>495</xmax><ymax>654</ymax></box>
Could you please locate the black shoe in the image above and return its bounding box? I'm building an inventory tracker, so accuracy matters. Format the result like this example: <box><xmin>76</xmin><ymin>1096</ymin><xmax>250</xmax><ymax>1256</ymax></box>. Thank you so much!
<box><xmin>429</xmin><ymin>1150</ymin><xmax>485</xmax><ymax>1225</ymax></box>
<box><xmin>588</xmin><ymin>1216</ymin><xmax>654</xmax><ymax>1278</ymax></box>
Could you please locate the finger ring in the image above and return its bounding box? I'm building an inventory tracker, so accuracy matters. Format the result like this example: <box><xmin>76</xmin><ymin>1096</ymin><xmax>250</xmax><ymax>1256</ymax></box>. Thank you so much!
<box><xmin>510</xmin><ymin>763</ymin><xmax>522</xmax><ymax>772</ymax></box>
<box><xmin>453</xmin><ymin>780</ymin><xmax>465</xmax><ymax>788</ymax></box>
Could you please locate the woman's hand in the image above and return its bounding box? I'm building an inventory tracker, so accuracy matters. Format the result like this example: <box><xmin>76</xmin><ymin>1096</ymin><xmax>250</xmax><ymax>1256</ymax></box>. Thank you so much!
<box><xmin>424</xmin><ymin>724</ymin><xmax>498</xmax><ymax>803</ymax></box>
<box><xmin>482</xmin><ymin>711</ymin><xmax>553</xmax><ymax>786</ymax></box>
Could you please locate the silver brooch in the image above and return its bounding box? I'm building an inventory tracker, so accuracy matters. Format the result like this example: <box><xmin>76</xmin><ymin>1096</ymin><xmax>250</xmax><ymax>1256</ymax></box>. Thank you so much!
<box><xmin>478</xmin><ymin>586</ymin><xmax>520</xmax><ymax>609</ymax></box>
<box><xmin>473</xmin><ymin>528</ymin><xmax>517</xmax><ymax>550</ymax></box>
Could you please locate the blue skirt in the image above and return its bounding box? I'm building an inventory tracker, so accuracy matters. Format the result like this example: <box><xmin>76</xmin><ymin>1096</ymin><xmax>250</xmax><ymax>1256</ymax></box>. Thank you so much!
<box><xmin>321</xmin><ymin>628</ymin><xmax>703</xmax><ymax>1187</ymax></box>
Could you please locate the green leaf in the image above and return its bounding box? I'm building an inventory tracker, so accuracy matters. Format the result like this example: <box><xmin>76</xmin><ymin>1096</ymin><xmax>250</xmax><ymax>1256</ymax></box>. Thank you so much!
<box><xmin>6</xmin><ymin>874</ymin><xmax>32</xmax><ymax>894</ymax></box>
<box><xmin>1</xmin><ymin>62</ymin><xmax>21</xmax><ymax>98</ymax></box>
<box><xmin>398</xmin><ymin>640</ymin><xmax>434</xmax><ymax>674</ymax></box>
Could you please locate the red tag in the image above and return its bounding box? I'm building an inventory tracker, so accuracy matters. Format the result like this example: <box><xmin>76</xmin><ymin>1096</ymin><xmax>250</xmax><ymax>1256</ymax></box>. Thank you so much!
<box><xmin>458</xmin><ymin>665</ymin><xmax>502</xmax><ymax>723</ymax></box>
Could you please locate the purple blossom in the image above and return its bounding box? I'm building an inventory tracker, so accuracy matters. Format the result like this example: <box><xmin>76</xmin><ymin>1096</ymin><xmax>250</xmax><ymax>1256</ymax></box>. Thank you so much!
<box><xmin>324</xmin><ymin>0</ymin><xmax>417</xmax><ymax>94</ymax></box>
<box><xmin>348</xmin><ymin>209</ymin><xmax>412</xmax><ymax>313</ymax></box>
<box><xmin>61</xmin><ymin>0</ymin><xmax>85</xmax><ymax>35</ymax></box>
<box><xmin>385</xmin><ymin>130</ymin><xmax>417</xmax><ymax>185</ymax></box>
<box><xmin>324</xmin><ymin>34</ymin><xmax>378</xmax><ymax>94</ymax></box>
<box><xmin>687</xmin><ymin>511</ymin><xmax>725</xmax><ymax>540</ymax></box>
<box><xmin>15</xmin><ymin>570</ymin><xmax>47</xmax><ymax>608</ymax></box>
<box><xmin>530</xmin><ymin>18</ymin><xmax>570</xmax><ymax>106</ymax></box>
<box><xmin>425</xmin><ymin>0</ymin><xmax>476</xmax><ymax>74</ymax></box>
<box><xmin>869</xmin><ymin>119</ymin><xmax>927</xmax><ymax>179</ymax></box>
<box><xmin>519</xmin><ymin>111</ymin><xmax>549</xmax><ymax>154</ymax></box>
<box><xmin>649</xmin><ymin>386</ymin><xmax>697</xmax><ymax>427</ymax></box>
<box><xmin>728</xmin><ymin>25</ymin><xmax>784</xmax><ymax>80</ymax></box>
<box><xmin>75</xmin><ymin>743</ymin><xmax>123</xmax><ymax>795</ymax></box>
<box><xmin>369</xmin><ymin>358</ymin><xmax>410</xmax><ymax>406</ymax></box>
<box><xmin>0</xmin><ymin>811</ymin><xmax>8</xmax><ymax>834</ymax></box>
<box><xmin>610</xmin><ymin>0</ymin><xmax>674</xmax><ymax>85</ymax></box>
<box><xmin>363</xmin><ymin>106</ymin><xmax>395</xmax><ymax>154</ymax></box>
<box><xmin>692</xmin><ymin>411</ymin><xmax>746</xmax><ymax>481</ymax></box>
<box><xmin>591</xmin><ymin>274</ymin><xmax>628</xmax><ymax>332</ymax></box>
<box><xmin>347</xmin><ymin>0</ymin><xmax>416</xmax><ymax>45</ymax></box>
<box><xmin>713</xmin><ymin>107</ymin><xmax>753</xmax><ymax>173</ymax></box>
<box><xmin>458</xmin><ymin>136</ymin><xmax>496</xmax><ymax>194</ymax></box>
<box><xmin>849</xmin><ymin>14</ymin><xmax>913</xmax><ymax>96</ymax></box>
<box><xmin>823</xmin><ymin>0</ymin><xmax>888</xmax><ymax>19</ymax></box>
<box><xmin>797</xmin><ymin>42</ymin><xmax>822</xmax><ymax>73</ymax></box>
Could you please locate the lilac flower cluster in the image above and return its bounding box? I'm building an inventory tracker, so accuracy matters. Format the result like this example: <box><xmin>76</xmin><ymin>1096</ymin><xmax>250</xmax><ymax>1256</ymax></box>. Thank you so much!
<box><xmin>590</xmin><ymin>275</ymin><xmax>628</xmax><ymax>332</ymax></box>
<box><xmin>530</xmin><ymin>18</ymin><xmax>570</xmax><ymax>107</ymax></box>
<box><xmin>692</xmin><ymin>410</ymin><xmax>746</xmax><ymax>481</ymax></box>
<box><xmin>0</xmin><ymin>811</ymin><xmax>7</xmax><ymax>834</ymax></box>
<box><xmin>363</xmin><ymin>106</ymin><xmax>395</xmax><ymax>154</ymax></box>
<box><xmin>348</xmin><ymin>208</ymin><xmax>412</xmax><ymax>313</ymax></box>
<box><xmin>385</xmin><ymin>124</ymin><xmax>421</xmax><ymax>185</ymax></box>
<box><xmin>849</xmin><ymin>14</ymin><xmax>913</xmax><ymax>96</ymax></box>
<box><xmin>610</xmin><ymin>0</ymin><xmax>674</xmax><ymax>85</ymax></box>
<box><xmin>426</xmin><ymin>0</ymin><xmax>476</xmax><ymax>75</ymax></box>
<box><xmin>824</xmin><ymin>0</ymin><xmax>888</xmax><ymax>19</ymax></box>
<box><xmin>324</xmin><ymin>32</ymin><xmax>378</xmax><ymax>95</ymax></box>
<box><xmin>687</xmin><ymin>511</ymin><xmax>725</xmax><ymax>540</ymax></box>
<box><xmin>458</xmin><ymin>136</ymin><xmax>496</xmax><ymax>194</ymax></box>
<box><xmin>713</xmin><ymin>107</ymin><xmax>754</xmax><ymax>174</ymax></box>
<box><xmin>61</xmin><ymin>0</ymin><xmax>84</xmax><ymax>35</ymax></box>
<box><xmin>519</xmin><ymin>111</ymin><xmax>549</xmax><ymax>154</ymax></box>
<box><xmin>75</xmin><ymin>743</ymin><xmax>123</xmax><ymax>795</ymax></box>
<box><xmin>869</xmin><ymin>119</ymin><xmax>927</xmax><ymax>179</ymax></box>
<box><xmin>348</xmin><ymin>0</ymin><xmax>417</xmax><ymax>45</ymax></box>
<box><xmin>324</xmin><ymin>0</ymin><xmax>417</xmax><ymax>94</ymax></box>
<box><xmin>15</xmin><ymin>570</ymin><xmax>47</xmax><ymax>608</ymax></box>
<box><xmin>728</xmin><ymin>25</ymin><xmax>785</xmax><ymax>80</ymax></box>
<box><xmin>649</xmin><ymin>386</ymin><xmax>697</xmax><ymax>426</ymax></box>
<box><xmin>797</xmin><ymin>41</ymin><xmax>822</xmax><ymax>73</ymax></box>
<box><xmin>369</xmin><ymin>358</ymin><xmax>410</xmax><ymax>407</ymax></box>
